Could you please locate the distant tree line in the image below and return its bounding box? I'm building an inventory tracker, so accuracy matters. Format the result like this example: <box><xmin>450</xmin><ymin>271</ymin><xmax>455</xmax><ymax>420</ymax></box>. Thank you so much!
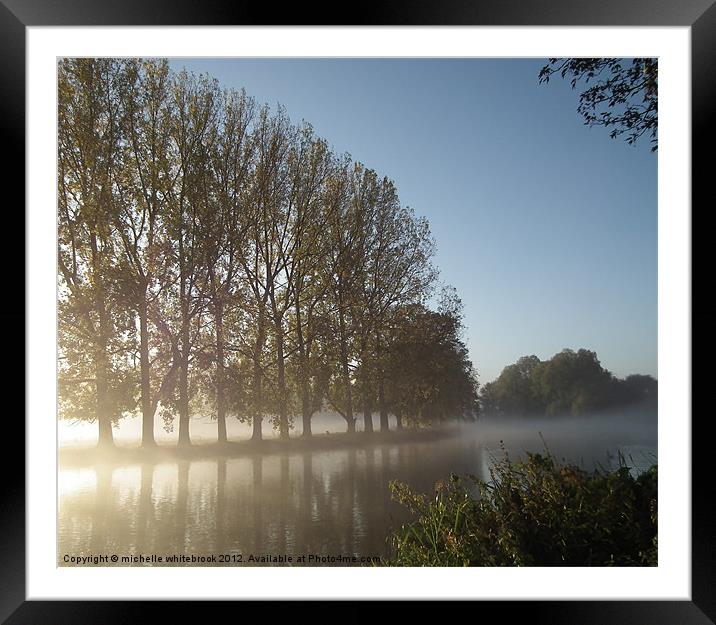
<box><xmin>480</xmin><ymin>349</ymin><xmax>657</xmax><ymax>417</ymax></box>
<box><xmin>58</xmin><ymin>58</ymin><xmax>479</xmax><ymax>448</ymax></box>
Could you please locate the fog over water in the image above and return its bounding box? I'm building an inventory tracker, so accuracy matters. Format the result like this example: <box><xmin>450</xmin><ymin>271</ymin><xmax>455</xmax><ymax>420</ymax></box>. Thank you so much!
<box><xmin>58</xmin><ymin>409</ymin><xmax>656</xmax><ymax>565</ymax></box>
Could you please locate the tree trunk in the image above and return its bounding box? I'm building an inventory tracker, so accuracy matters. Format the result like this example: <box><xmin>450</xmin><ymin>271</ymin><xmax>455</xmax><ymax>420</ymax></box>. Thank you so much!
<box><xmin>95</xmin><ymin>349</ymin><xmax>114</xmax><ymax>448</ymax></box>
<box><xmin>301</xmin><ymin>376</ymin><xmax>312</xmax><ymax>437</ymax></box>
<box><xmin>337</xmin><ymin>303</ymin><xmax>354</xmax><ymax>427</ymax></box>
<box><xmin>295</xmin><ymin>299</ymin><xmax>312</xmax><ymax>438</ymax></box>
<box><xmin>139</xmin><ymin>291</ymin><xmax>156</xmax><ymax>448</ymax></box>
<box><xmin>378</xmin><ymin>378</ymin><xmax>389</xmax><ymax>433</ymax></box>
<box><xmin>361</xmin><ymin>337</ymin><xmax>374</xmax><ymax>434</ymax></box>
<box><xmin>96</xmin><ymin>393</ymin><xmax>114</xmax><ymax>448</ymax></box>
<box><xmin>275</xmin><ymin>322</ymin><xmax>289</xmax><ymax>439</ymax></box>
<box><xmin>177</xmin><ymin>233</ymin><xmax>191</xmax><ymax>447</ymax></box>
<box><xmin>215</xmin><ymin>296</ymin><xmax>227</xmax><ymax>444</ymax></box>
<box><xmin>395</xmin><ymin>412</ymin><xmax>404</xmax><ymax>431</ymax></box>
<box><xmin>252</xmin><ymin>362</ymin><xmax>263</xmax><ymax>441</ymax></box>
<box><xmin>177</xmin><ymin>351</ymin><xmax>191</xmax><ymax>446</ymax></box>
<box><xmin>91</xmin><ymin>233</ymin><xmax>114</xmax><ymax>449</ymax></box>
<box><xmin>363</xmin><ymin>391</ymin><xmax>374</xmax><ymax>434</ymax></box>
<box><xmin>376</xmin><ymin>333</ymin><xmax>390</xmax><ymax>432</ymax></box>
<box><xmin>251</xmin><ymin>308</ymin><xmax>266</xmax><ymax>442</ymax></box>
<box><xmin>177</xmin><ymin>320</ymin><xmax>191</xmax><ymax>447</ymax></box>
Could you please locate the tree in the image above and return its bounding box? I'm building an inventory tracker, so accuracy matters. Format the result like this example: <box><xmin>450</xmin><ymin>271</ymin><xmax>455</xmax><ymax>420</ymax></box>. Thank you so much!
<box><xmin>486</xmin><ymin>355</ymin><xmax>543</xmax><ymax>416</ymax></box>
<box><xmin>384</xmin><ymin>294</ymin><xmax>479</xmax><ymax>428</ymax></box>
<box><xmin>234</xmin><ymin>105</ymin><xmax>293</xmax><ymax>441</ymax></box>
<box><xmin>113</xmin><ymin>59</ymin><xmax>178</xmax><ymax>448</ymax></box>
<box><xmin>612</xmin><ymin>373</ymin><xmax>658</xmax><ymax>408</ymax></box>
<box><xmin>164</xmin><ymin>70</ymin><xmax>221</xmax><ymax>447</ymax></box>
<box><xmin>358</xmin><ymin>177</ymin><xmax>436</xmax><ymax>433</ymax></box>
<box><xmin>480</xmin><ymin>348</ymin><xmax>657</xmax><ymax>417</ymax></box>
<box><xmin>267</xmin><ymin>121</ymin><xmax>330</xmax><ymax>440</ymax></box>
<box><xmin>282</xmin><ymin>126</ymin><xmax>332</xmax><ymax>437</ymax></box>
<box><xmin>534</xmin><ymin>349</ymin><xmax>613</xmax><ymax>416</ymax></box>
<box><xmin>539</xmin><ymin>58</ymin><xmax>658</xmax><ymax>152</ymax></box>
<box><xmin>203</xmin><ymin>86</ymin><xmax>256</xmax><ymax>443</ymax></box>
<box><xmin>58</xmin><ymin>59</ymin><xmax>473</xmax><ymax>445</ymax></box>
<box><xmin>322</xmin><ymin>159</ymin><xmax>365</xmax><ymax>433</ymax></box>
<box><xmin>58</xmin><ymin>58</ymin><xmax>136</xmax><ymax>448</ymax></box>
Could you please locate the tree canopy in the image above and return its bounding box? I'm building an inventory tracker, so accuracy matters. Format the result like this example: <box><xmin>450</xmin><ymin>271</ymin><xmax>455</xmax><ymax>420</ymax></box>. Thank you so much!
<box><xmin>539</xmin><ymin>58</ymin><xmax>658</xmax><ymax>152</ymax></box>
<box><xmin>58</xmin><ymin>58</ymin><xmax>479</xmax><ymax>447</ymax></box>
<box><xmin>480</xmin><ymin>348</ymin><xmax>657</xmax><ymax>417</ymax></box>
<box><xmin>383</xmin><ymin>290</ymin><xmax>479</xmax><ymax>428</ymax></box>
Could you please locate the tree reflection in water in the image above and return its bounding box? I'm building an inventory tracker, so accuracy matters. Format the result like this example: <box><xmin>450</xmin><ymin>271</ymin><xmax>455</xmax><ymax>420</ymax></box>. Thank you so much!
<box><xmin>59</xmin><ymin>425</ymin><xmax>656</xmax><ymax>566</ymax></box>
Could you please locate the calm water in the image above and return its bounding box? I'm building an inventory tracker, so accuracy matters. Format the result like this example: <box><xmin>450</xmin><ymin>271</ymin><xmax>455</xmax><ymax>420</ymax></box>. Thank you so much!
<box><xmin>58</xmin><ymin>415</ymin><xmax>657</xmax><ymax>566</ymax></box>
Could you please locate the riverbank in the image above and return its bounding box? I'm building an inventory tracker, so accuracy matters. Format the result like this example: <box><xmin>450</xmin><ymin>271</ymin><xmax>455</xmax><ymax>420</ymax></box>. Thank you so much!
<box><xmin>381</xmin><ymin>451</ymin><xmax>658</xmax><ymax>566</ymax></box>
<box><xmin>59</xmin><ymin>426</ymin><xmax>458</xmax><ymax>467</ymax></box>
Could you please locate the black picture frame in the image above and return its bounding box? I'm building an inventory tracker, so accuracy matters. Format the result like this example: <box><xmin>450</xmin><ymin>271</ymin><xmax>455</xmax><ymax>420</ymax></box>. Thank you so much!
<box><xmin>5</xmin><ymin>1</ymin><xmax>712</xmax><ymax>622</ymax></box>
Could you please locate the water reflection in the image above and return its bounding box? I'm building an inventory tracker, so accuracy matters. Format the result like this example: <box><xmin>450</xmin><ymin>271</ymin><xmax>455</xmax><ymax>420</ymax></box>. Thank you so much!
<box><xmin>59</xmin><ymin>421</ymin><xmax>657</xmax><ymax>566</ymax></box>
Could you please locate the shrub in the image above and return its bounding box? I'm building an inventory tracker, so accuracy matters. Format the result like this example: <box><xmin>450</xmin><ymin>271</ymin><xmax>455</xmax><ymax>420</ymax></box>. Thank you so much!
<box><xmin>381</xmin><ymin>450</ymin><xmax>657</xmax><ymax>566</ymax></box>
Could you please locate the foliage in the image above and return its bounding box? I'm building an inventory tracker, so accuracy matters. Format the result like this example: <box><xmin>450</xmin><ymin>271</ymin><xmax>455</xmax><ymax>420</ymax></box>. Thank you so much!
<box><xmin>58</xmin><ymin>59</ymin><xmax>141</xmax><ymax>442</ymax></box>
<box><xmin>384</xmin><ymin>291</ymin><xmax>479</xmax><ymax>426</ymax></box>
<box><xmin>58</xmin><ymin>58</ymin><xmax>460</xmax><ymax>445</ymax></box>
<box><xmin>480</xmin><ymin>348</ymin><xmax>657</xmax><ymax>417</ymax></box>
<box><xmin>539</xmin><ymin>58</ymin><xmax>658</xmax><ymax>152</ymax></box>
<box><xmin>382</xmin><ymin>451</ymin><xmax>658</xmax><ymax>566</ymax></box>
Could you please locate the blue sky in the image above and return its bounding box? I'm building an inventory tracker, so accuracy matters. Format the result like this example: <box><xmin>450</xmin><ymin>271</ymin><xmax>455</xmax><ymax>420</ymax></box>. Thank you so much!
<box><xmin>169</xmin><ymin>58</ymin><xmax>657</xmax><ymax>384</ymax></box>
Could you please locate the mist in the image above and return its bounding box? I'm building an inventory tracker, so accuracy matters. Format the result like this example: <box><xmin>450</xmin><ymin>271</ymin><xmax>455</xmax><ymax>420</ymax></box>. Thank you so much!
<box><xmin>59</xmin><ymin>405</ymin><xmax>656</xmax><ymax>564</ymax></box>
<box><xmin>465</xmin><ymin>405</ymin><xmax>657</xmax><ymax>473</ymax></box>
<box><xmin>59</xmin><ymin>411</ymin><xmax>403</xmax><ymax>449</ymax></box>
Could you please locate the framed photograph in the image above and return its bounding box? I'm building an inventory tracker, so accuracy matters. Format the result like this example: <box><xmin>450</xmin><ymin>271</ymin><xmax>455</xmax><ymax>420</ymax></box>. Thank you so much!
<box><xmin>8</xmin><ymin>0</ymin><xmax>713</xmax><ymax>622</ymax></box>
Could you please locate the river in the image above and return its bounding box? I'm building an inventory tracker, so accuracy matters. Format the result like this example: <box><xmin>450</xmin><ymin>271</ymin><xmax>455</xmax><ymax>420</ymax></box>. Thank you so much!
<box><xmin>58</xmin><ymin>413</ymin><xmax>657</xmax><ymax>566</ymax></box>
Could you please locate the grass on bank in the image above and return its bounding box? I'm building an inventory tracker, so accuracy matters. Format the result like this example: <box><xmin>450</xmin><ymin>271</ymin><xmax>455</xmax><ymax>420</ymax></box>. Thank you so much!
<box><xmin>381</xmin><ymin>448</ymin><xmax>657</xmax><ymax>566</ymax></box>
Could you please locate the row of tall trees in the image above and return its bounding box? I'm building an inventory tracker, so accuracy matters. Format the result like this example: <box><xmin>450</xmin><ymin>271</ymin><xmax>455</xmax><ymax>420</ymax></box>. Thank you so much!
<box><xmin>479</xmin><ymin>348</ymin><xmax>657</xmax><ymax>417</ymax></box>
<box><xmin>58</xmin><ymin>58</ymin><xmax>479</xmax><ymax>448</ymax></box>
